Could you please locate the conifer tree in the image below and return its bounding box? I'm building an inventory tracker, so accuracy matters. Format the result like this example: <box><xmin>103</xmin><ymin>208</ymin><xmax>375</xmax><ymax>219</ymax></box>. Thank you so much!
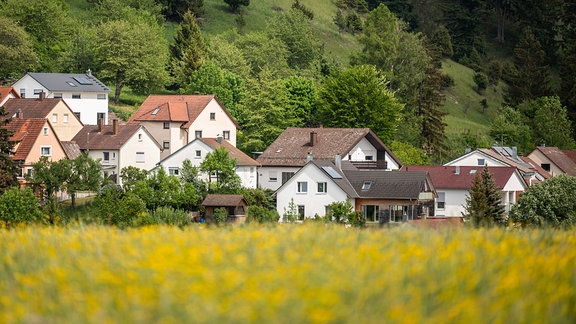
<box><xmin>0</xmin><ymin>106</ymin><xmax>19</xmax><ymax>193</ymax></box>
<box><xmin>170</xmin><ymin>10</ymin><xmax>207</xmax><ymax>89</ymax></box>
<box><xmin>463</xmin><ymin>167</ymin><xmax>505</xmax><ymax>228</ymax></box>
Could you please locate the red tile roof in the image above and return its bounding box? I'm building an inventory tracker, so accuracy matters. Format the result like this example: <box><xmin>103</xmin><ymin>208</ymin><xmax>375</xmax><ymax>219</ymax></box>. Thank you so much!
<box><xmin>72</xmin><ymin>123</ymin><xmax>146</xmax><ymax>150</ymax></box>
<box><xmin>401</xmin><ymin>165</ymin><xmax>519</xmax><ymax>189</ymax></box>
<box><xmin>202</xmin><ymin>138</ymin><xmax>260</xmax><ymax>166</ymax></box>
<box><xmin>0</xmin><ymin>87</ymin><xmax>19</xmax><ymax>101</ymax></box>
<box><xmin>4</xmin><ymin>118</ymin><xmax>48</xmax><ymax>161</ymax></box>
<box><xmin>129</xmin><ymin>95</ymin><xmax>239</xmax><ymax>129</ymax></box>
<box><xmin>257</xmin><ymin>127</ymin><xmax>399</xmax><ymax>167</ymax></box>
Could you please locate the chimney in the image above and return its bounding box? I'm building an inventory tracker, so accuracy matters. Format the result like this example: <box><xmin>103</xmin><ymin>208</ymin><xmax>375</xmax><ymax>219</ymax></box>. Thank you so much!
<box><xmin>512</xmin><ymin>146</ymin><xmax>518</xmax><ymax>157</ymax></box>
<box><xmin>335</xmin><ymin>154</ymin><xmax>342</xmax><ymax>170</ymax></box>
<box><xmin>310</xmin><ymin>130</ymin><xmax>317</xmax><ymax>146</ymax></box>
<box><xmin>113</xmin><ymin>119</ymin><xmax>118</xmax><ymax>135</ymax></box>
<box><xmin>217</xmin><ymin>134</ymin><xmax>223</xmax><ymax>144</ymax></box>
<box><xmin>306</xmin><ymin>152</ymin><xmax>313</xmax><ymax>162</ymax></box>
<box><xmin>16</xmin><ymin>108</ymin><xmax>22</xmax><ymax>119</ymax></box>
<box><xmin>454</xmin><ymin>165</ymin><xmax>460</xmax><ymax>175</ymax></box>
<box><xmin>98</xmin><ymin>118</ymin><xmax>103</xmax><ymax>133</ymax></box>
<box><xmin>465</xmin><ymin>146</ymin><xmax>471</xmax><ymax>154</ymax></box>
<box><xmin>86</xmin><ymin>68</ymin><xmax>92</xmax><ymax>76</ymax></box>
<box><xmin>37</xmin><ymin>91</ymin><xmax>45</xmax><ymax>101</ymax></box>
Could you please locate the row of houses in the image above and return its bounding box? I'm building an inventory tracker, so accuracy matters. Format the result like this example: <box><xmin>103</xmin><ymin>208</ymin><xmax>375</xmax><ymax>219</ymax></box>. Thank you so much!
<box><xmin>2</xmin><ymin>72</ymin><xmax>575</xmax><ymax>224</ymax></box>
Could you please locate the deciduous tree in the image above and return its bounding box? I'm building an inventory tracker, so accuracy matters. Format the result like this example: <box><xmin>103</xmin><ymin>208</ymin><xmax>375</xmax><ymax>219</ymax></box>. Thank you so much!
<box><xmin>200</xmin><ymin>147</ymin><xmax>241</xmax><ymax>192</ymax></box>
<box><xmin>0</xmin><ymin>16</ymin><xmax>38</xmax><ymax>79</ymax></box>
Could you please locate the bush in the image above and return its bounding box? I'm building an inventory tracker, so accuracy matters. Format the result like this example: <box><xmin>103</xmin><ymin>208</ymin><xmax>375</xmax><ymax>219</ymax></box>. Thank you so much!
<box><xmin>146</xmin><ymin>206</ymin><xmax>192</xmax><ymax>227</ymax></box>
<box><xmin>0</xmin><ymin>187</ymin><xmax>42</xmax><ymax>228</ymax></box>
<box><xmin>246</xmin><ymin>205</ymin><xmax>280</xmax><ymax>223</ymax></box>
<box><xmin>93</xmin><ymin>189</ymin><xmax>147</xmax><ymax>228</ymax></box>
<box><xmin>213</xmin><ymin>207</ymin><xmax>228</xmax><ymax>226</ymax></box>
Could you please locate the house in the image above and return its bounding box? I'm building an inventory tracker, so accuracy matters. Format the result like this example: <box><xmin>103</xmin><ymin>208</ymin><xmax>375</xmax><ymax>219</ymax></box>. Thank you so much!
<box><xmin>2</xmin><ymin>117</ymin><xmax>68</xmax><ymax>180</ymax></box>
<box><xmin>3</xmin><ymin>97</ymin><xmax>83</xmax><ymax>141</ymax></box>
<box><xmin>527</xmin><ymin>146</ymin><xmax>576</xmax><ymax>177</ymax></box>
<box><xmin>275</xmin><ymin>159</ymin><xmax>434</xmax><ymax>223</ymax></box>
<box><xmin>156</xmin><ymin>136</ymin><xmax>259</xmax><ymax>188</ymax></box>
<box><xmin>11</xmin><ymin>71</ymin><xmax>110</xmax><ymax>125</ymax></box>
<box><xmin>0</xmin><ymin>87</ymin><xmax>19</xmax><ymax>106</ymax></box>
<box><xmin>257</xmin><ymin>127</ymin><xmax>402</xmax><ymax>191</ymax></box>
<box><xmin>401</xmin><ymin>165</ymin><xmax>528</xmax><ymax>217</ymax></box>
<box><xmin>444</xmin><ymin>146</ymin><xmax>549</xmax><ymax>184</ymax></box>
<box><xmin>201</xmin><ymin>194</ymin><xmax>248</xmax><ymax>223</ymax></box>
<box><xmin>129</xmin><ymin>95</ymin><xmax>239</xmax><ymax>160</ymax></box>
<box><xmin>72</xmin><ymin>120</ymin><xmax>162</xmax><ymax>184</ymax></box>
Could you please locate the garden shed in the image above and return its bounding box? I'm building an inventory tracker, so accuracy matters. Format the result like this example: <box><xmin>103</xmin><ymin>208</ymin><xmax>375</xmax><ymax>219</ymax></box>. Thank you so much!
<box><xmin>201</xmin><ymin>194</ymin><xmax>248</xmax><ymax>223</ymax></box>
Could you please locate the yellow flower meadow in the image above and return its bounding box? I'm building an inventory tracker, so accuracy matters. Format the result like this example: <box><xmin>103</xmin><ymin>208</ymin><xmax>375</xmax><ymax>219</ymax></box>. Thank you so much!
<box><xmin>0</xmin><ymin>224</ymin><xmax>574</xmax><ymax>323</ymax></box>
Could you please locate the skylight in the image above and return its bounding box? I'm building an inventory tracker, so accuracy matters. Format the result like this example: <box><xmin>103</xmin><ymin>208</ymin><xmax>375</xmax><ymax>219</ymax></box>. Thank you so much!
<box><xmin>362</xmin><ymin>181</ymin><xmax>372</xmax><ymax>190</ymax></box>
<box><xmin>66</xmin><ymin>81</ymin><xmax>77</xmax><ymax>87</ymax></box>
<box><xmin>322</xmin><ymin>166</ymin><xmax>342</xmax><ymax>179</ymax></box>
<box><xmin>73</xmin><ymin>76</ymin><xmax>93</xmax><ymax>85</ymax></box>
<box><xmin>151</xmin><ymin>107</ymin><xmax>160</xmax><ymax>115</ymax></box>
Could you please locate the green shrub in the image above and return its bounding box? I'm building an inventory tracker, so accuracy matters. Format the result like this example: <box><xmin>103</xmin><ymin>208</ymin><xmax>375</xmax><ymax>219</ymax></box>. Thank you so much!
<box><xmin>0</xmin><ymin>187</ymin><xmax>42</xmax><ymax>228</ymax></box>
<box><xmin>246</xmin><ymin>205</ymin><xmax>280</xmax><ymax>224</ymax></box>
<box><xmin>147</xmin><ymin>206</ymin><xmax>193</xmax><ymax>227</ymax></box>
<box><xmin>93</xmin><ymin>190</ymin><xmax>147</xmax><ymax>228</ymax></box>
<box><xmin>213</xmin><ymin>207</ymin><xmax>228</xmax><ymax>226</ymax></box>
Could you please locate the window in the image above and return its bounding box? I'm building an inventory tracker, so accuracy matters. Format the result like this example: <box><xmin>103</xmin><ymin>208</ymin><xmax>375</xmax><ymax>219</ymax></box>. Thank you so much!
<box><xmin>297</xmin><ymin>205</ymin><xmax>305</xmax><ymax>221</ymax></box>
<box><xmin>72</xmin><ymin>94</ymin><xmax>81</xmax><ymax>99</ymax></box>
<box><xmin>541</xmin><ymin>163</ymin><xmax>551</xmax><ymax>172</ymax></box>
<box><xmin>195</xmin><ymin>130</ymin><xmax>202</xmax><ymax>138</ymax></box>
<box><xmin>152</xmin><ymin>108</ymin><xmax>160</xmax><ymax>115</ymax></box>
<box><xmin>97</xmin><ymin>113</ymin><xmax>105</xmax><ymax>122</ymax></box>
<box><xmin>362</xmin><ymin>205</ymin><xmax>380</xmax><ymax>222</ymax></box>
<box><xmin>223</xmin><ymin>130</ymin><xmax>230</xmax><ymax>140</ymax></box>
<box><xmin>20</xmin><ymin>88</ymin><xmax>25</xmax><ymax>98</ymax></box>
<box><xmin>195</xmin><ymin>150</ymin><xmax>201</xmax><ymax>158</ymax></box>
<box><xmin>210</xmin><ymin>112</ymin><xmax>215</xmax><ymax>120</ymax></box>
<box><xmin>97</xmin><ymin>94</ymin><xmax>106</xmax><ymax>100</ymax></box>
<box><xmin>362</xmin><ymin>181</ymin><xmax>372</xmax><ymax>190</ymax></box>
<box><xmin>163</xmin><ymin>141</ymin><xmax>170</xmax><ymax>149</ymax></box>
<box><xmin>138</xmin><ymin>134</ymin><xmax>142</xmax><ymax>141</ymax></box>
<box><xmin>282</xmin><ymin>172</ymin><xmax>294</xmax><ymax>184</ymax></box>
<box><xmin>103</xmin><ymin>152</ymin><xmax>110</xmax><ymax>162</ymax></box>
<box><xmin>34</xmin><ymin>89</ymin><xmax>42</xmax><ymax>97</ymax></box>
<box><xmin>163</xmin><ymin>122</ymin><xmax>170</xmax><ymax>129</ymax></box>
<box><xmin>26</xmin><ymin>168</ymin><xmax>33</xmax><ymax>177</ymax></box>
<box><xmin>297</xmin><ymin>181</ymin><xmax>308</xmax><ymax>193</ymax></box>
<box><xmin>317</xmin><ymin>182</ymin><xmax>327</xmax><ymax>193</ymax></box>
<box><xmin>112</xmin><ymin>153</ymin><xmax>116</xmax><ymax>159</ymax></box>
<box><xmin>477</xmin><ymin>158</ymin><xmax>485</xmax><ymax>166</ymax></box>
<box><xmin>41</xmin><ymin>146</ymin><xmax>51</xmax><ymax>156</ymax></box>
<box><xmin>43</xmin><ymin>127</ymin><xmax>49</xmax><ymax>136</ymax></box>
<box><xmin>52</xmin><ymin>114</ymin><xmax>57</xmax><ymax>123</ymax></box>
<box><xmin>63</xmin><ymin>114</ymin><xmax>69</xmax><ymax>123</ymax></box>
<box><xmin>54</xmin><ymin>93</ymin><xmax>62</xmax><ymax>98</ymax></box>
<box><xmin>437</xmin><ymin>192</ymin><xmax>446</xmax><ymax>209</ymax></box>
<box><xmin>365</xmin><ymin>155</ymin><xmax>373</xmax><ymax>161</ymax></box>
<box><xmin>136</xmin><ymin>152</ymin><xmax>145</xmax><ymax>163</ymax></box>
<box><xmin>169</xmin><ymin>168</ymin><xmax>180</xmax><ymax>176</ymax></box>
<box><xmin>74</xmin><ymin>112</ymin><xmax>81</xmax><ymax>120</ymax></box>
<box><xmin>269</xmin><ymin>171</ymin><xmax>278</xmax><ymax>182</ymax></box>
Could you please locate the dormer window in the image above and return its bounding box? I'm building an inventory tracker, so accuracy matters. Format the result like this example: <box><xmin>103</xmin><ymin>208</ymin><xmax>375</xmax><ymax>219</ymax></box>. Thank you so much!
<box><xmin>362</xmin><ymin>181</ymin><xmax>372</xmax><ymax>190</ymax></box>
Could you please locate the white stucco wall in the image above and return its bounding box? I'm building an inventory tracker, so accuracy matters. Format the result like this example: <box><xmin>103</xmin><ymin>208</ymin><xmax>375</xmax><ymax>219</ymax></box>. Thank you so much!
<box><xmin>259</xmin><ymin>166</ymin><xmax>301</xmax><ymax>191</ymax></box>
<box><xmin>119</xmin><ymin>129</ymin><xmax>162</xmax><ymax>182</ymax></box>
<box><xmin>189</xmin><ymin>99</ymin><xmax>237</xmax><ymax>146</ymax></box>
<box><xmin>276</xmin><ymin>164</ymin><xmax>350</xmax><ymax>220</ymax></box>
<box><xmin>445</xmin><ymin>152</ymin><xmax>508</xmax><ymax>167</ymax></box>
<box><xmin>434</xmin><ymin>189</ymin><xmax>467</xmax><ymax>217</ymax></box>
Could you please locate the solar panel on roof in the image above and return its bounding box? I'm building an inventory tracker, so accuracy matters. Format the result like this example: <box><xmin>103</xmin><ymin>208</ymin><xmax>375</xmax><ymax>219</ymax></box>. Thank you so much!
<box><xmin>73</xmin><ymin>76</ymin><xmax>93</xmax><ymax>85</ymax></box>
<box><xmin>322</xmin><ymin>166</ymin><xmax>342</xmax><ymax>179</ymax></box>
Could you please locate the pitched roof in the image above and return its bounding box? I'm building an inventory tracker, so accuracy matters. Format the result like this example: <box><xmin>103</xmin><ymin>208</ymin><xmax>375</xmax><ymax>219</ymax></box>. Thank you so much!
<box><xmin>309</xmin><ymin>159</ymin><xmax>358</xmax><ymax>198</ymax></box>
<box><xmin>478</xmin><ymin>148</ymin><xmax>536</xmax><ymax>174</ymax></box>
<box><xmin>26</xmin><ymin>72</ymin><xmax>110</xmax><ymax>92</ymax></box>
<box><xmin>202</xmin><ymin>194</ymin><xmax>247</xmax><ymax>207</ymax></box>
<box><xmin>257</xmin><ymin>127</ymin><xmax>399</xmax><ymax>167</ymax></box>
<box><xmin>0</xmin><ymin>87</ymin><xmax>19</xmax><ymax>101</ymax></box>
<box><xmin>61</xmin><ymin>141</ymin><xmax>82</xmax><ymax>159</ymax></box>
<box><xmin>401</xmin><ymin>165</ymin><xmax>519</xmax><ymax>189</ymax></box>
<box><xmin>561</xmin><ymin>149</ymin><xmax>576</xmax><ymax>163</ymax></box>
<box><xmin>72</xmin><ymin>123</ymin><xmax>145</xmax><ymax>150</ymax></box>
<box><xmin>4</xmin><ymin>118</ymin><xmax>48</xmax><ymax>161</ymax></box>
<box><xmin>520</xmin><ymin>156</ymin><xmax>551</xmax><ymax>179</ymax></box>
<box><xmin>344</xmin><ymin>170</ymin><xmax>431</xmax><ymax>199</ymax></box>
<box><xmin>129</xmin><ymin>95</ymin><xmax>239</xmax><ymax>129</ymax></box>
<box><xmin>2</xmin><ymin>98</ymin><xmax>80</xmax><ymax>123</ymax></box>
<box><xmin>532</xmin><ymin>146</ymin><xmax>576</xmax><ymax>176</ymax></box>
<box><xmin>201</xmin><ymin>138</ymin><xmax>260</xmax><ymax>166</ymax></box>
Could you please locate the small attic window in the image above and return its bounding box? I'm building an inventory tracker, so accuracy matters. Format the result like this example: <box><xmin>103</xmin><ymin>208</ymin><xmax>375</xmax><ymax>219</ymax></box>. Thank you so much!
<box><xmin>470</xmin><ymin>169</ymin><xmax>477</xmax><ymax>174</ymax></box>
<box><xmin>362</xmin><ymin>181</ymin><xmax>372</xmax><ymax>190</ymax></box>
<box><xmin>67</xmin><ymin>81</ymin><xmax>77</xmax><ymax>87</ymax></box>
<box><xmin>275</xmin><ymin>149</ymin><xmax>282</xmax><ymax>153</ymax></box>
<box><xmin>152</xmin><ymin>107</ymin><xmax>160</xmax><ymax>115</ymax></box>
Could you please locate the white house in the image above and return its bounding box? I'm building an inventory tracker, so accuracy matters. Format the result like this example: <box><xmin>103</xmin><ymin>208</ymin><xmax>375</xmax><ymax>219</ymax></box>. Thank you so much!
<box><xmin>276</xmin><ymin>159</ymin><xmax>434</xmax><ymax>223</ymax></box>
<box><xmin>402</xmin><ymin>165</ymin><xmax>528</xmax><ymax>217</ymax></box>
<box><xmin>129</xmin><ymin>95</ymin><xmax>239</xmax><ymax>160</ymax></box>
<box><xmin>72</xmin><ymin>121</ymin><xmax>162</xmax><ymax>184</ymax></box>
<box><xmin>156</xmin><ymin>137</ymin><xmax>260</xmax><ymax>188</ymax></box>
<box><xmin>11</xmin><ymin>71</ymin><xmax>110</xmax><ymax>125</ymax></box>
<box><xmin>257</xmin><ymin>127</ymin><xmax>402</xmax><ymax>191</ymax></box>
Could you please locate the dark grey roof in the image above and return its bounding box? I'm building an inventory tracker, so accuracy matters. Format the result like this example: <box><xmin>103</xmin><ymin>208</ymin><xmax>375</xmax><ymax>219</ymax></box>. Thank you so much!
<box><xmin>343</xmin><ymin>170</ymin><xmax>430</xmax><ymax>199</ymax></box>
<box><xmin>27</xmin><ymin>72</ymin><xmax>111</xmax><ymax>93</ymax></box>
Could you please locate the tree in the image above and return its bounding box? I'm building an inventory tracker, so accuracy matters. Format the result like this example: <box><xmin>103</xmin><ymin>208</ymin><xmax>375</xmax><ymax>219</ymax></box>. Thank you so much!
<box><xmin>504</xmin><ymin>27</ymin><xmax>552</xmax><ymax>106</ymax></box>
<box><xmin>132</xmin><ymin>168</ymin><xmax>199</xmax><ymax>211</ymax></box>
<box><xmin>200</xmin><ymin>147</ymin><xmax>241</xmax><ymax>192</ymax></box>
<box><xmin>0</xmin><ymin>16</ymin><xmax>38</xmax><ymax>79</ymax></box>
<box><xmin>283</xmin><ymin>76</ymin><xmax>318</xmax><ymax>127</ymax></box>
<box><xmin>327</xmin><ymin>198</ymin><xmax>364</xmax><ymax>227</ymax></box>
<box><xmin>213</xmin><ymin>207</ymin><xmax>228</xmax><ymax>226</ymax></box>
<box><xmin>0</xmin><ymin>187</ymin><xmax>42</xmax><ymax>228</ymax></box>
<box><xmin>429</xmin><ymin>24</ymin><xmax>453</xmax><ymax>58</ymax></box>
<box><xmin>26</xmin><ymin>157</ymin><xmax>69</xmax><ymax>203</ymax></box>
<box><xmin>120</xmin><ymin>166</ymin><xmax>148</xmax><ymax>192</ymax></box>
<box><xmin>317</xmin><ymin>65</ymin><xmax>403</xmax><ymax>144</ymax></box>
<box><xmin>94</xmin><ymin>19</ymin><xmax>169</xmax><ymax>103</ymax></box>
<box><xmin>511</xmin><ymin>174</ymin><xmax>576</xmax><ymax>228</ymax></box>
<box><xmin>65</xmin><ymin>153</ymin><xmax>102</xmax><ymax>208</ymax></box>
<box><xmin>560</xmin><ymin>38</ymin><xmax>576</xmax><ymax>117</ymax></box>
<box><xmin>170</xmin><ymin>10</ymin><xmax>207</xmax><ymax>89</ymax></box>
<box><xmin>283</xmin><ymin>198</ymin><xmax>298</xmax><ymax>223</ymax></box>
<box><xmin>389</xmin><ymin>141</ymin><xmax>430</xmax><ymax>166</ymax></box>
<box><xmin>180</xmin><ymin>159</ymin><xmax>207</xmax><ymax>198</ymax></box>
<box><xmin>224</xmin><ymin>0</ymin><xmax>250</xmax><ymax>13</ymax></box>
<box><xmin>529</xmin><ymin>97</ymin><xmax>576</xmax><ymax>149</ymax></box>
<box><xmin>234</xmin><ymin>32</ymin><xmax>290</xmax><ymax>78</ymax></box>
<box><xmin>160</xmin><ymin>0</ymin><xmax>205</xmax><ymax>21</ymax></box>
<box><xmin>463</xmin><ymin>167</ymin><xmax>505</xmax><ymax>227</ymax></box>
<box><xmin>0</xmin><ymin>107</ymin><xmax>20</xmax><ymax>194</ymax></box>
<box><xmin>489</xmin><ymin>106</ymin><xmax>532</xmax><ymax>154</ymax></box>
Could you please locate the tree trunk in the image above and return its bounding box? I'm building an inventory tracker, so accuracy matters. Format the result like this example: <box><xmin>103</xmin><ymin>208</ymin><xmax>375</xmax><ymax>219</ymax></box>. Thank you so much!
<box><xmin>114</xmin><ymin>71</ymin><xmax>123</xmax><ymax>104</ymax></box>
<box><xmin>71</xmin><ymin>193</ymin><xmax>76</xmax><ymax>209</ymax></box>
